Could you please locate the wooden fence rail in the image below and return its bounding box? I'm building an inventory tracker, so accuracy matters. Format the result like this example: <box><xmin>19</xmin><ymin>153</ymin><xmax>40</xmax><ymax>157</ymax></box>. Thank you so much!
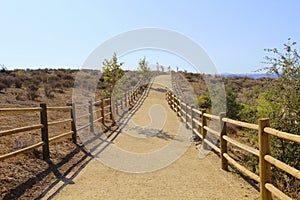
<box><xmin>0</xmin><ymin>81</ymin><xmax>149</xmax><ymax>162</ymax></box>
<box><xmin>166</xmin><ymin>90</ymin><xmax>299</xmax><ymax>200</ymax></box>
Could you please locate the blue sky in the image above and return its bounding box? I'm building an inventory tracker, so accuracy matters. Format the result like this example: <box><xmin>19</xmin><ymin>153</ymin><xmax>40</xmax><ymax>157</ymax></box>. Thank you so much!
<box><xmin>1</xmin><ymin>0</ymin><xmax>300</xmax><ymax>73</ymax></box>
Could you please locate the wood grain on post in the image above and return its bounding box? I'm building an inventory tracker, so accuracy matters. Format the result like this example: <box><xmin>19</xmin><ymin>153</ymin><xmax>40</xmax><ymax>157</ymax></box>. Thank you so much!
<box><xmin>69</xmin><ymin>103</ymin><xmax>77</xmax><ymax>144</ymax></box>
<box><xmin>40</xmin><ymin>103</ymin><xmax>49</xmax><ymax>160</ymax></box>
<box><xmin>191</xmin><ymin>106</ymin><xmax>195</xmax><ymax>133</ymax></box>
<box><xmin>129</xmin><ymin>90</ymin><xmax>133</xmax><ymax>105</ymax></box>
<box><xmin>220</xmin><ymin>112</ymin><xmax>228</xmax><ymax>171</ymax></box>
<box><xmin>101</xmin><ymin>99</ymin><xmax>105</xmax><ymax>125</ymax></box>
<box><xmin>109</xmin><ymin>97</ymin><xmax>113</xmax><ymax>121</ymax></box>
<box><xmin>88</xmin><ymin>100</ymin><xmax>94</xmax><ymax>133</ymax></box>
<box><xmin>172</xmin><ymin>95</ymin><xmax>175</xmax><ymax>111</ymax></box>
<box><xmin>258</xmin><ymin>118</ymin><xmax>271</xmax><ymax>200</ymax></box>
<box><xmin>177</xmin><ymin>99</ymin><xmax>181</xmax><ymax>117</ymax></box>
<box><xmin>171</xmin><ymin>93</ymin><xmax>173</xmax><ymax>108</ymax></box>
<box><xmin>133</xmin><ymin>89</ymin><xmax>136</xmax><ymax>101</ymax></box>
<box><xmin>185</xmin><ymin>103</ymin><xmax>188</xmax><ymax>128</ymax></box>
<box><xmin>198</xmin><ymin>110</ymin><xmax>202</xmax><ymax>139</ymax></box>
<box><xmin>173</xmin><ymin>97</ymin><xmax>176</xmax><ymax>112</ymax></box>
<box><xmin>132</xmin><ymin>90</ymin><xmax>135</xmax><ymax>102</ymax></box>
<box><xmin>121</xmin><ymin>93</ymin><xmax>124</xmax><ymax>110</ymax></box>
<box><xmin>115</xmin><ymin>97</ymin><xmax>119</xmax><ymax>115</ymax></box>
<box><xmin>166</xmin><ymin>91</ymin><xmax>169</xmax><ymax>104</ymax></box>
<box><xmin>169</xmin><ymin>93</ymin><xmax>172</xmax><ymax>108</ymax></box>
<box><xmin>124</xmin><ymin>92</ymin><xmax>127</xmax><ymax>107</ymax></box>
<box><xmin>201</xmin><ymin>109</ymin><xmax>207</xmax><ymax>149</ymax></box>
<box><xmin>134</xmin><ymin>89</ymin><xmax>136</xmax><ymax>100</ymax></box>
<box><xmin>180</xmin><ymin>100</ymin><xmax>184</xmax><ymax>122</ymax></box>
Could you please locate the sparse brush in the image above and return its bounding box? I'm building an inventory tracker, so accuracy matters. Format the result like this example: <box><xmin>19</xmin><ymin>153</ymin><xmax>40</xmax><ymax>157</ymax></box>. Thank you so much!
<box><xmin>27</xmin><ymin>84</ymin><xmax>39</xmax><ymax>100</ymax></box>
<box><xmin>44</xmin><ymin>84</ymin><xmax>54</xmax><ymax>98</ymax></box>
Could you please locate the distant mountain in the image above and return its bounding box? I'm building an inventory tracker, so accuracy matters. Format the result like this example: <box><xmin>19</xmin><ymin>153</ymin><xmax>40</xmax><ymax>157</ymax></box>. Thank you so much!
<box><xmin>221</xmin><ymin>73</ymin><xmax>278</xmax><ymax>79</ymax></box>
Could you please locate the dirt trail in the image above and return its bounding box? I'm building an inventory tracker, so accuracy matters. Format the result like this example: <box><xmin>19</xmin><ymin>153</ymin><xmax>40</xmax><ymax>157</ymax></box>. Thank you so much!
<box><xmin>45</xmin><ymin>75</ymin><xmax>259</xmax><ymax>200</ymax></box>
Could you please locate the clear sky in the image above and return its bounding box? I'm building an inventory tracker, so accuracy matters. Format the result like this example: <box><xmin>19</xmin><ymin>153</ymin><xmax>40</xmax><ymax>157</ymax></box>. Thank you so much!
<box><xmin>1</xmin><ymin>0</ymin><xmax>300</xmax><ymax>73</ymax></box>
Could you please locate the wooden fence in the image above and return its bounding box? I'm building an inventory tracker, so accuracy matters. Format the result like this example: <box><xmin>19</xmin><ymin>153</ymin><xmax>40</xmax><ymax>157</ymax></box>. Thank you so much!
<box><xmin>0</xmin><ymin>82</ymin><xmax>148</xmax><ymax>162</ymax></box>
<box><xmin>166</xmin><ymin>90</ymin><xmax>300</xmax><ymax>200</ymax></box>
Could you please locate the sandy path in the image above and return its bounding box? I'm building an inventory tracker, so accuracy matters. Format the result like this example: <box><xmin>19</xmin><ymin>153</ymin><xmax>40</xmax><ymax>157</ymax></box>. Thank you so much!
<box><xmin>47</xmin><ymin>75</ymin><xmax>259</xmax><ymax>200</ymax></box>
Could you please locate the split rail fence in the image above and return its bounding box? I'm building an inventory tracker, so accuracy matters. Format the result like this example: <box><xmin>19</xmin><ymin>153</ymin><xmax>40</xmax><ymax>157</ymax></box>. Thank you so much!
<box><xmin>166</xmin><ymin>90</ymin><xmax>300</xmax><ymax>200</ymax></box>
<box><xmin>0</xmin><ymin>82</ymin><xmax>148</xmax><ymax>161</ymax></box>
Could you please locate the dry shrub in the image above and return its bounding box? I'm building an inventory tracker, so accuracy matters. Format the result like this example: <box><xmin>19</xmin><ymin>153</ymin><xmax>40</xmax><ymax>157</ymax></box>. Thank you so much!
<box><xmin>27</xmin><ymin>84</ymin><xmax>39</xmax><ymax>100</ymax></box>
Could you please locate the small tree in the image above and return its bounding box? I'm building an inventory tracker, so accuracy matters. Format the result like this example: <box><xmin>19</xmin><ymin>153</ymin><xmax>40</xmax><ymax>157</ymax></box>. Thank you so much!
<box><xmin>259</xmin><ymin>38</ymin><xmax>299</xmax><ymax>134</ymax></box>
<box><xmin>156</xmin><ymin>62</ymin><xmax>160</xmax><ymax>71</ymax></box>
<box><xmin>258</xmin><ymin>38</ymin><xmax>300</xmax><ymax>197</ymax></box>
<box><xmin>197</xmin><ymin>94</ymin><xmax>211</xmax><ymax>109</ymax></box>
<box><xmin>160</xmin><ymin>65</ymin><xmax>165</xmax><ymax>72</ymax></box>
<box><xmin>0</xmin><ymin>64</ymin><xmax>7</xmax><ymax>72</ymax></box>
<box><xmin>138</xmin><ymin>57</ymin><xmax>150</xmax><ymax>79</ymax></box>
<box><xmin>167</xmin><ymin>66</ymin><xmax>171</xmax><ymax>72</ymax></box>
<box><xmin>102</xmin><ymin>52</ymin><xmax>124</xmax><ymax>95</ymax></box>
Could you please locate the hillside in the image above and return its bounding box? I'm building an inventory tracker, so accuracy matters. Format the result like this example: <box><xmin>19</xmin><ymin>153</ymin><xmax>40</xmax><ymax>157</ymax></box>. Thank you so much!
<box><xmin>1</xmin><ymin>69</ymin><xmax>297</xmax><ymax>199</ymax></box>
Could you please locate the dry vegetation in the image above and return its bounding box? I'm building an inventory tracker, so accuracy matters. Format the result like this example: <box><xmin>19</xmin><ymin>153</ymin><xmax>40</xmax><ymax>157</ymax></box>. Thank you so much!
<box><xmin>180</xmin><ymin>72</ymin><xmax>299</xmax><ymax>199</ymax></box>
<box><xmin>0</xmin><ymin>69</ymin><xmax>298</xmax><ymax>199</ymax></box>
<box><xmin>0</xmin><ymin>68</ymin><xmax>145</xmax><ymax>199</ymax></box>
<box><xmin>0</xmin><ymin>69</ymin><xmax>104</xmax><ymax>199</ymax></box>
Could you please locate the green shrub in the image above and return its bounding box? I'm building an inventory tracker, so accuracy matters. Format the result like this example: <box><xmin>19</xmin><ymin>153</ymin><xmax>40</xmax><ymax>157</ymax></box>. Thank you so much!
<box><xmin>197</xmin><ymin>94</ymin><xmax>211</xmax><ymax>109</ymax></box>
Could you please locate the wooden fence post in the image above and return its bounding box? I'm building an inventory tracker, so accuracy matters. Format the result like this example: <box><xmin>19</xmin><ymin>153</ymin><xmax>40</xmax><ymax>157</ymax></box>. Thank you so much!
<box><xmin>88</xmin><ymin>100</ymin><xmax>94</xmax><ymax>133</ymax></box>
<box><xmin>115</xmin><ymin>96</ymin><xmax>119</xmax><ymax>115</ymax></box>
<box><xmin>168</xmin><ymin>92</ymin><xmax>171</xmax><ymax>108</ymax></box>
<box><xmin>125</xmin><ymin>92</ymin><xmax>128</xmax><ymax>107</ymax></box>
<box><xmin>201</xmin><ymin>109</ymin><xmax>207</xmax><ymax>149</ymax></box>
<box><xmin>101</xmin><ymin>99</ymin><xmax>105</xmax><ymax>125</ymax></box>
<box><xmin>109</xmin><ymin>97</ymin><xmax>113</xmax><ymax>122</ymax></box>
<box><xmin>167</xmin><ymin>91</ymin><xmax>169</xmax><ymax>105</ymax></box>
<box><xmin>133</xmin><ymin>88</ymin><xmax>135</xmax><ymax>101</ymax></box>
<box><xmin>129</xmin><ymin>89</ymin><xmax>133</xmax><ymax>105</ymax></box>
<box><xmin>198</xmin><ymin>110</ymin><xmax>202</xmax><ymax>141</ymax></box>
<box><xmin>169</xmin><ymin>92</ymin><xmax>172</xmax><ymax>108</ymax></box>
<box><xmin>172</xmin><ymin>94</ymin><xmax>175</xmax><ymax>111</ymax></box>
<box><xmin>258</xmin><ymin>118</ymin><xmax>271</xmax><ymax>200</ymax></box>
<box><xmin>121</xmin><ymin>93</ymin><xmax>124</xmax><ymax>110</ymax></box>
<box><xmin>40</xmin><ymin>103</ymin><xmax>49</xmax><ymax>160</ymax></box>
<box><xmin>191</xmin><ymin>106</ymin><xmax>195</xmax><ymax>133</ymax></box>
<box><xmin>180</xmin><ymin>99</ymin><xmax>184</xmax><ymax>122</ymax></box>
<box><xmin>128</xmin><ymin>91</ymin><xmax>131</xmax><ymax>106</ymax></box>
<box><xmin>220</xmin><ymin>112</ymin><xmax>228</xmax><ymax>171</ymax></box>
<box><xmin>133</xmin><ymin>89</ymin><xmax>136</xmax><ymax>101</ymax></box>
<box><xmin>185</xmin><ymin>103</ymin><xmax>188</xmax><ymax>128</ymax></box>
<box><xmin>166</xmin><ymin>91</ymin><xmax>169</xmax><ymax>103</ymax></box>
<box><xmin>169</xmin><ymin>93</ymin><xmax>172</xmax><ymax>109</ymax></box>
<box><xmin>68</xmin><ymin>103</ymin><xmax>77</xmax><ymax>144</ymax></box>
<box><xmin>177</xmin><ymin>98</ymin><xmax>181</xmax><ymax>117</ymax></box>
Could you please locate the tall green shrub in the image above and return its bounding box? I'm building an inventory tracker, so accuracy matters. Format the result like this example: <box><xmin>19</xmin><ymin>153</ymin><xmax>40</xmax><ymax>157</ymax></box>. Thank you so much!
<box><xmin>258</xmin><ymin>39</ymin><xmax>300</xmax><ymax>197</ymax></box>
